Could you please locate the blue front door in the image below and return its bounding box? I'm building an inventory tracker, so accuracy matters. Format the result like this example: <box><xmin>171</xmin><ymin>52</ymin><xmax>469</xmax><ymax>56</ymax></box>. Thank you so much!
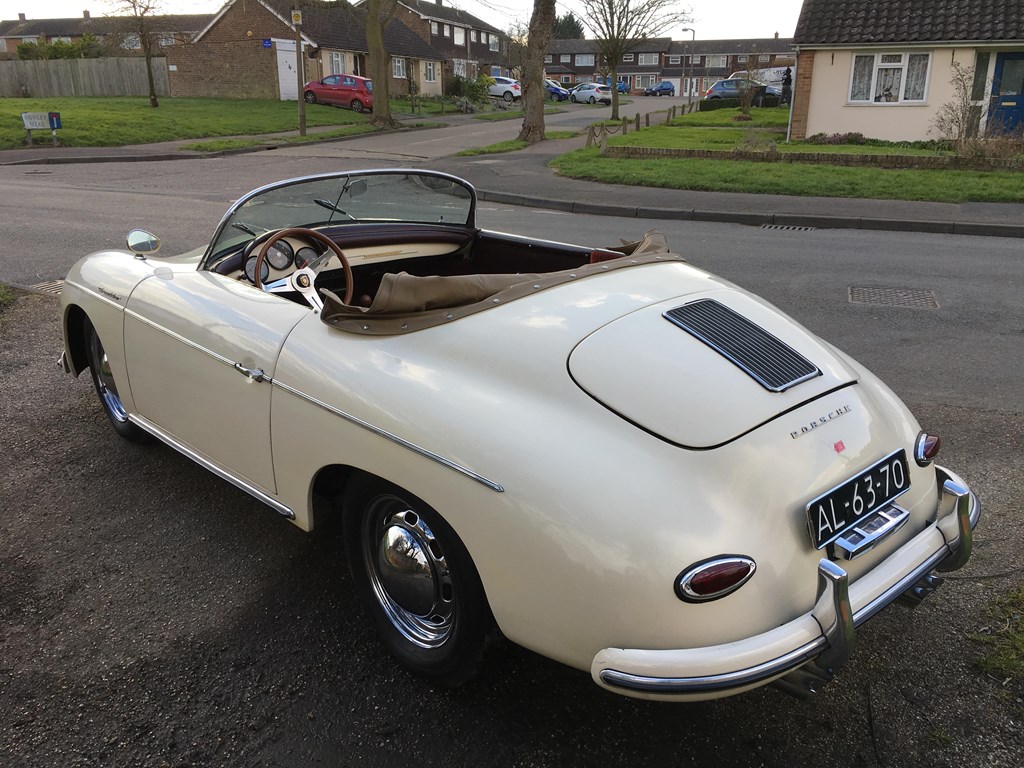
<box><xmin>990</xmin><ymin>53</ymin><xmax>1024</xmax><ymax>133</ymax></box>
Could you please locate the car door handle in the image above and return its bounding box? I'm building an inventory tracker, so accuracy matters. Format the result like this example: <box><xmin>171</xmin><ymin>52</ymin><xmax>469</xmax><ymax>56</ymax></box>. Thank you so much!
<box><xmin>233</xmin><ymin>362</ymin><xmax>267</xmax><ymax>383</ymax></box>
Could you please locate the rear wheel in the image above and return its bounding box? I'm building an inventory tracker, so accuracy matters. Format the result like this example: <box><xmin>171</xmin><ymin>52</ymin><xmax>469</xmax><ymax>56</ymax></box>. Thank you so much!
<box><xmin>351</xmin><ymin>99</ymin><xmax>364</xmax><ymax>112</ymax></box>
<box><xmin>502</xmin><ymin>91</ymin><xmax>513</xmax><ymax>103</ymax></box>
<box><xmin>84</xmin><ymin>321</ymin><xmax>148</xmax><ymax>443</ymax></box>
<box><xmin>343</xmin><ymin>477</ymin><xmax>491</xmax><ymax>685</ymax></box>
<box><xmin>304</xmin><ymin>90</ymin><xmax>317</xmax><ymax>104</ymax></box>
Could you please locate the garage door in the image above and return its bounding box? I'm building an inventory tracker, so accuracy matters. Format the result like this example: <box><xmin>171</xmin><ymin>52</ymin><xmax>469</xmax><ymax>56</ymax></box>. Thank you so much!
<box><xmin>275</xmin><ymin>39</ymin><xmax>298</xmax><ymax>101</ymax></box>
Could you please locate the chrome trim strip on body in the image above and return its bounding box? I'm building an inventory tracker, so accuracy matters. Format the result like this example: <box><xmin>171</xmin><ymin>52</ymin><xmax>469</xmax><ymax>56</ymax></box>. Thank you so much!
<box><xmin>64</xmin><ymin>280</ymin><xmax>125</xmax><ymax>311</ymax></box>
<box><xmin>272</xmin><ymin>379</ymin><xmax>505</xmax><ymax>493</ymax></box>
<box><xmin>128</xmin><ymin>414</ymin><xmax>295</xmax><ymax>519</ymax></box>
<box><xmin>599</xmin><ymin>489</ymin><xmax>979</xmax><ymax>696</ymax></box>
<box><xmin>123</xmin><ymin>307</ymin><xmax>242</xmax><ymax>371</ymax></box>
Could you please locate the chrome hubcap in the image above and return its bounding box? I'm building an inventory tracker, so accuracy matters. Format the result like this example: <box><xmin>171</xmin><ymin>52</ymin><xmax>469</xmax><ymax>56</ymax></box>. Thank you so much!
<box><xmin>90</xmin><ymin>332</ymin><xmax>128</xmax><ymax>422</ymax></box>
<box><xmin>363</xmin><ymin>496</ymin><xmax>454</xmax><ymax>648</ymax></box>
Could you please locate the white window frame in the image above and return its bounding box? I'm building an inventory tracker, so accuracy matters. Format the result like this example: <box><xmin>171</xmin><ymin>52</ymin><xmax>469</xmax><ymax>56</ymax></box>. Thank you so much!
<box><xmin>690</xmin><ymin>55</ymin><xmax>701</xmax><ymax>65</ymax></box>
<box><xmin>638</xmin><ymin>53</ymin><xmax>657</xmax><ymax>66</ymax></box>
<box><xmin>560</xmin><ymin>54</ymin><xmax>570</xmax><ymax>63</ymax></box>
<box><xmin>471</xmin><ymin>30</ymin><xmax>477</xmax><ymax>42</ymax></box>
<box><xmin>392</xmin><ymin>57</ymin><xmax>406</xmax><ymax>79</ymax></box>
<box><xmin>576</xmin><ymin>53</ymin><xmax>595</xmax><ymax>67</ymax></box>
<box><xmin>0</xmin><ymin>39</ymin><xmax>7</xmax><ymax>52</ymax></box>
<box><xmin>443</xmin><ymin>24</ymin><xmax>450</xmax><ymax>37</ymax></box>
<box><xmin>544</xmin><ymin>54</ymin><xmax>552</xmax><ymax>63</ymax></box>
<box><xmin>425</xmin><ymin>60</ymin><xmax>437</xmax><ymax>82</ymax></box>
<box><xmin>330</xmin><ymin>51</ymin><xmax>345</xmax><ymax>74</ymax></box>
<box><xmin>489</xmin><ymin>34</ymin><xmax>499</xmax><ymax>52</ymax></box>
<box><xmin>454</xmin><ymin>27</ymin><xmax>465</xmax><ymax>46</ymax></box>
<box><xmin>737</xmin><ymin>55</ymin><xmax>748</xmax><ymax>63</ymax></box>
<box><xmin>51</xmin><ymin>36</ymin><xmax>73</xmax><ymax>44</ymax></box>
<box><xmin>707</xmin><ymin>55</ymin><xmax>726</xmax><ymax>68</ymax></box>
<box><xmin>21</xmin><ymin>35</ymin><xmax>38</xmax><ymax>44</ymax></box>
<box><xmin>668</xmin><ymin>55</ymin><xmax>680</xmax><ymax>64</ymax></box>
<box><xmin>623</xmin><ymin>53</ymin><xmax>634</xmax><ymax>62</ymax></box>
<box><xmin>491</xmin><ymin>65</ymin><xmax>501</xmax><ymax>76</ymax></box>
<box><xmin>758</xmin><ymin>54</ymin><xmax>770</xmax><ymax>63</ymax></box>
<box><xmin>121</xmin><ymin>34</ymin><xmax>141</xmax><ymax>50</ymax></box>
<box><xmin>430</xmin><ymin>21</ymin><xmax>438</xmax><ymax>35</ymax></box>
<box><xmin>638</xmin><ymin>74</ymin><xmax>656</xmax><ymax>88</ymax></box>
<box><xmin>848</xmin><ymin>51</ymin><xmax>931</xmax><ymax>104</ymax></box>
<box><xmin>560</xmin><ymin>75</ymin><xmax>571</xmax><ymax>83</ymax></box>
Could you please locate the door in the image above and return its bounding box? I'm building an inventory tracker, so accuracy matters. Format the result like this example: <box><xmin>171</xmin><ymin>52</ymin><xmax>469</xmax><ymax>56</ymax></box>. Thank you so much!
<box><xmin>123</xmin><ymin>271</ymin><xmax>310</xmax><ymax>494</ymax></box>
<box><xmin>990</xmin><ymin>53</ymin><xmax>1024</xmax><ymax>133</ymax></box>
<box><xmin>275</xmin><ymin>38</ymin><xmax>298</xmax><ymax>100</ymax></box>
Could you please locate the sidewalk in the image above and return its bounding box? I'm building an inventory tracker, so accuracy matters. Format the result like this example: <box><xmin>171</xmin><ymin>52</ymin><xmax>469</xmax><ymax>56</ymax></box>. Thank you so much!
<box><xmin>3</xmin><ymin>122</ymin><xmax>1022</xmax><ymax>239</ymax></box>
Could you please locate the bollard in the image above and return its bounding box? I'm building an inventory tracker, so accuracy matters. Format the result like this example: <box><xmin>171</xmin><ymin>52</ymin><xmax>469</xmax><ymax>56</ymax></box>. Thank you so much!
<box><xmin>645</xmin><ymin>112</ymin><xmax>650</xmax><ymax>127</ymax></box>
<box><xmin>621</xmin><ymin>117</ymin><xmax>628</xmax><ymax>135</ymax></box>
<box><xmin>635</xmin><ymin>113</ymin><xmax>640</xmax><ymax>131</ymax></box>
<box><xmin>586</xmin><ymin>125</ymin><xmax>595</xmax><ymax>148</ymax></box>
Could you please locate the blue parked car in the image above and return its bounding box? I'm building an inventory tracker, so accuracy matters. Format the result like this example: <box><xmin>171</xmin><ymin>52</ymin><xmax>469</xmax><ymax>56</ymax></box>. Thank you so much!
<box><xmin>544</xmin><ymin>78</ymin><xmax>570</xmax><ymax>101</ymax></box>
<box><xmin>643</xmin><ymin>80</ymin><xmax>676</xmax><ymax>97</ymax></box>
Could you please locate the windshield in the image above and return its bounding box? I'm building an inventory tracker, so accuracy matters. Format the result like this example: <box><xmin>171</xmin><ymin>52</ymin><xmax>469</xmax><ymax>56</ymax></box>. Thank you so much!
<box><xmin>206</xmin><ymin>171</ymin><xmax>475</xmax><ymax>261</ymax></box>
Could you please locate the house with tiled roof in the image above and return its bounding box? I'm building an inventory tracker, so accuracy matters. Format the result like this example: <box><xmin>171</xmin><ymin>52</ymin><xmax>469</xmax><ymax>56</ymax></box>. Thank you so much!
<box><xmin>384</xmin><ymin>0</ymin><xmax>508</xmax><ymax>79</ymax></box>
<box><xmin>166</xmin><ymin>0</ymin><xmax>445</xmax><ymax>99</ymax></box>
<box><xmin>665</xmin><ymin>37</ymin><xmax>795</xmax><ymax>97</ymax></box>
<box><xmin>544</xmin><ymin>38</ymin><xmax>671</xmax><ymax>91</ymax></box>
<box><xmin>791</xmin><ymin>0</ymin><xmax>1024</xmax><ymax>140</ymax></box>
<box><xmin>0</xmin><ymin>10</ymin><xmax>211</xmax><ymax>59</ymax></box>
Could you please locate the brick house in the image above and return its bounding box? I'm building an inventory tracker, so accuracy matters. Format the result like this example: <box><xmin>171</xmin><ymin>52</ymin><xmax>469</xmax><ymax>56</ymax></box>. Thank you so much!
<box><xmin>665</xmin><ymin>37</ymin><xmax>795</xmax><ymax>98</ymax></box>
<box><xmin>544</xmin><ymin>38</ymin><xmax>671</xmax><ymax>91</ymax></box>
<box><xmin>386</xmin><ymin>0</ymin><xmax>508</xmax><ymax>79</ymax></box>
<box><xmin>0</xmin><ymin>10</ymin><xmax>211</xmax><ymax>60</ymax></box>
<box><xmin>167</xmin><ymin>0</ymin><xmax>445</xmax><ymax>100</ymax></box>
<box><xmin>791</xmin><ymin>0</ymin><xmax>1024</xmax><ymax>140</ymax></box>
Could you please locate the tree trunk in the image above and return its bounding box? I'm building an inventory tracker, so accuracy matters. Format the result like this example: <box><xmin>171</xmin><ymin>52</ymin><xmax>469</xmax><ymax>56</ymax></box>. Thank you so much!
<box><xmin>516</xmin><ymin>0</ymin><xmax>556</xmax><ymax>144</ymax></box>
<box><xmin>143</xmin><ymin>37</ymin><xmax>158</xmax><ymax>107</ymax></box>
<box><xmin>365</xmin><ymin>0</ymin><xmax>399</xmax><ymax>130</ymax></box>
<box><xmin>610</xmin><ymin>67</ymin><xmax>619</xmax><ymax>120</ymax></box>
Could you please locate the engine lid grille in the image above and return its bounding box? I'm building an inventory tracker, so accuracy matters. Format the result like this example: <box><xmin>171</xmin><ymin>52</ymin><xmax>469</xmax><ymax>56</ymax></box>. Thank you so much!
<box><xmin>664</xmin><ymin>299</ymin><xmax>820</xmax><ymax>392</ymax></box>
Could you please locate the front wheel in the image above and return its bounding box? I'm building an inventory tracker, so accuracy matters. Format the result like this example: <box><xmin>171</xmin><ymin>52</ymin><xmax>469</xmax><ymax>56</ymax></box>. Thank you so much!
<box><xmin>85</xmin><ymin>321</ymin><xmax>148</xmax><ymax>442</ymax></box>
<box><xmin>343</xmin><ymin>477</ymin><xmax>492</xmax><ymax>685</ymax></box>
<box><xmin>588</xmin><ymin>96</ymin><xmax>596</xmax><ymax>104</ymax></box>
<box><xmin>304</xmin><ymin>90</ymin><xmax>317</xmax><ymax>104</ymax></box>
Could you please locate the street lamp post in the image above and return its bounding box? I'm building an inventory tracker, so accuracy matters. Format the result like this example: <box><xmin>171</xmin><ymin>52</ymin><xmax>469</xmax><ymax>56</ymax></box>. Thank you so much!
<box><xmin>681</xmin><ymin>27</ymin><xmax>695</xmax><ymax>110</ymax></box>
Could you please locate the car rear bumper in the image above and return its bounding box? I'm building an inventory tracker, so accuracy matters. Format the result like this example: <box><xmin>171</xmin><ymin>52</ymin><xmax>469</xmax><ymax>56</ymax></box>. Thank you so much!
<box><xmin>591</xmin><ymin>465</ymin><xmax>979</xmax><ymax>701</ymax></box>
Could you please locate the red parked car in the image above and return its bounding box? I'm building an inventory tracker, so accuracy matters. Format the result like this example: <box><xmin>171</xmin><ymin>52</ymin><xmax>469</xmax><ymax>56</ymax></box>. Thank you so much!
<box><xmin>303</xmin><ymin>74</ymin><xmax>374</xmax><ymax>112</ymax></box>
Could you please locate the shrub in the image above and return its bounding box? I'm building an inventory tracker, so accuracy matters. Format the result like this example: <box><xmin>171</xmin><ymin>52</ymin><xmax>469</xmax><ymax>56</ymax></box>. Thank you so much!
<box><xmin>699</xmin><ymin>98</ymin><xmax>740</xmax><ymax>111</ymax></box>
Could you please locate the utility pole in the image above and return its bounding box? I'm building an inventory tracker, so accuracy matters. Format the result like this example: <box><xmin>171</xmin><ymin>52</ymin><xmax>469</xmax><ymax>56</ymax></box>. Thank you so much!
<box><xmin>292</xmin><ymin>8</ymin><xmax>306</xmax><ymax>136</ymax></box>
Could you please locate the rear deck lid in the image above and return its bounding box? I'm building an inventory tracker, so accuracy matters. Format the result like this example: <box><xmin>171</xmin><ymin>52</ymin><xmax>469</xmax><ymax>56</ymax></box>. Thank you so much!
<box><xmin>568</xmin><ymin>291</ymin><xmax>859</xmax><ymax>448</ymax></box>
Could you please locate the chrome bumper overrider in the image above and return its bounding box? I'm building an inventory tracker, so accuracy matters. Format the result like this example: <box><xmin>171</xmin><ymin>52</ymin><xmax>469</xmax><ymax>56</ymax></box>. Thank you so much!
<box><xmin>596</xmin><ymin>466</ymin><xmax>980</xmax><ymax>699</ymax></box>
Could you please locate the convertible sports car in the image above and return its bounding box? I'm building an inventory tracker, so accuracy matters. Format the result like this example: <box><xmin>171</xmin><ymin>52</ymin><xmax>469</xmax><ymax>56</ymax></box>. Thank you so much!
<box><xmin>60</xmin><ymin>169</ymin><xmax>980</xmax><ymax>701</ymax></box>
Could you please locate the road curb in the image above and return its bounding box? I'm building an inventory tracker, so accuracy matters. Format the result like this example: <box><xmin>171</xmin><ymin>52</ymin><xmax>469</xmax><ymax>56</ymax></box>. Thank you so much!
<box><xmin>477</xmin><ymin>189</ymin><xmax>1024</xmax><ymax>238</ymax></box>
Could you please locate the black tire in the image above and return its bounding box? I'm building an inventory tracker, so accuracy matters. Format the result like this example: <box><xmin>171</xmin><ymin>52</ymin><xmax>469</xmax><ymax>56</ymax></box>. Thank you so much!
<box><xmin>549</xmin><ymin>92</ymin><xmax>558</xmax><ymax>101</ymax></box>
<box><xmin>588</xmin><ymin>96</ymin><xmax>596</xmax><ymax>104</ymax></box>
<box><xmin>351</xmin><ymin>99</ymin><xmax>364</xmax><ymax>113</ymax></box>
<box><xmin>343</xmin><ymin>476</ymin><xmax>492</xmax><ymax>685</ymax></box>
<box><xmin>84</xmin><ymin>320</ymin><xmax>149</xmax><ymax>443</ymax></box>
<box><xmin>570</xmin><ymin>94</ymin><xmax>577</xmax><ymax>103</ymax></box>
<box><xmin>502</xmin><ymin>91</ymin><xmax>513</xmax><ymax>103</ymax></box>
<box><xmin>304</xmin><ymin>90</ymin><xmax>317</xmax><ymax>104</ymax></box>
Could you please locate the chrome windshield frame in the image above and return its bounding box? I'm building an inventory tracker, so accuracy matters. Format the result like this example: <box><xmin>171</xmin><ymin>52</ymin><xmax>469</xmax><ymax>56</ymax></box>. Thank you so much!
<box><xmin>198</xmin><ymin>168</ymin><xmax>478</xmax><ymax>271</ymax></box>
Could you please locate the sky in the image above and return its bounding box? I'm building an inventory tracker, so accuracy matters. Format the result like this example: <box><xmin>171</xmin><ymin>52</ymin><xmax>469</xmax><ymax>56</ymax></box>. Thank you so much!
<box><xmin>0</xmin><ymin>0</ymin><xmax>805</xmax><ymax>42</ymax></box>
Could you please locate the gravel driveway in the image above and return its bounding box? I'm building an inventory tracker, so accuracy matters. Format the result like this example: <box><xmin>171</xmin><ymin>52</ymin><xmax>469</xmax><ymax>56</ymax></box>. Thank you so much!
<box><xmin>1</xmin><ymin>290</ymin><xmax>1021</xmax><ymax>768</ymax></box>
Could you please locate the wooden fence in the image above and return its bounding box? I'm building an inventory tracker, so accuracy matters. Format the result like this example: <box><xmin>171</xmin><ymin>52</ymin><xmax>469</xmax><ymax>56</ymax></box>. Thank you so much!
<box><xmin>0</xmin><ymin>57</ymin><xmax>169</xmax><ymax>98</ymax></box>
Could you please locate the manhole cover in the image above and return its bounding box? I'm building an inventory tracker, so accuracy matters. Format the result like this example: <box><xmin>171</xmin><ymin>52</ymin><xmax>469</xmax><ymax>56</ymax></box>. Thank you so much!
<box><xmin>849</xmin><ymin>286</ymin><xmax>939</xmax><ymax>308</ymax></box>
<box><xmin>30</xmin><ymin>280</ymin><xmax>64</xmax><ymax>296</ymax></box>
<box><xmin>761</xmin><ymin>224</ymin><xmax>816</xmax><ymax>231</ymax></box>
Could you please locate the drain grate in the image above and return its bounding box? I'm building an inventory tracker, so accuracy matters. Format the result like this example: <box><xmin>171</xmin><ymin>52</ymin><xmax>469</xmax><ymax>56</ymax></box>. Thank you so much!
<box><xmin>849</xmin><ymin>286</ymin><xmax>939</xmax><ymax>309</ymax></box>
<box><xmin>761</xmin><ymin>224</ymin><xmax>816</xmax><ymax>232</ymax></box>
<box><xmin>30</xmin><ymin>279</ymin><xmax>64</xmax><ymax>296</ymax></box>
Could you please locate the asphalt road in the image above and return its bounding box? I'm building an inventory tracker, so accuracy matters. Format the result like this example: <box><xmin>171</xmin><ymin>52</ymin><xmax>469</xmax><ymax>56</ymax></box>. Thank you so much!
<box><xmin>1</xmin><ymin>153</ymin><xmax>1022</xmax><ymax>768</ymax></box>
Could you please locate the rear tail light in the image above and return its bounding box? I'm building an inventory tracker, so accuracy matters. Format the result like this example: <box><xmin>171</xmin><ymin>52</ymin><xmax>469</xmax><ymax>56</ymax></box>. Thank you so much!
<box><xmin>914</xmin><ymin>432</ymin><xmax>941</xmax><ymax>466</ymax></box>
<box><xmin>676</xmin><ymin>556</ymin><xmax>756</xmax><ymax>602</ymax></box>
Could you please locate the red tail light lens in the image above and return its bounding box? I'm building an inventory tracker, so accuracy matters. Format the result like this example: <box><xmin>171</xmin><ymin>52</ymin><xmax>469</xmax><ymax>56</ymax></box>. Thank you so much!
<box><xmin>676</xmin><ymin>556</ymin><xmax>756</xmax><ymax>602</ymax></box>
<box><xmin>915</xmin><ymin>432</ymin><xmax>941</xmax><ymax>466</ymax></box>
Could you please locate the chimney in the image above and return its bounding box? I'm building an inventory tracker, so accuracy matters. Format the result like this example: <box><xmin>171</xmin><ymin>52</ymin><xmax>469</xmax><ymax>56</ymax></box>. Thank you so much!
<box><xmin>435</xmin><ymin>0</ymin><xmax>442</xmax><ymax>5</ymax></box>
<box><xmin>83</xmin><ymin>10</ymin><xmax>91</xmax><ymax>20</ymax></box>
<box><xmin>774</xmin><ymin>31</ymin><xmax>778</xmax><ymax>39</ymax></box>
<box><xmin>18</xmin><ymin>13</ymin><xmax>26</xmax><ymax>20</ymax></box>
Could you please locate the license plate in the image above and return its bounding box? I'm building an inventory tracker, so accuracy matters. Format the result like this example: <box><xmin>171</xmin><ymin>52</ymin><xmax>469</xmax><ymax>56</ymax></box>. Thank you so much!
<box><xmin>806</xmin><ymin>449</ymin><xmax>911</xmax><ymax>549</ymax></box>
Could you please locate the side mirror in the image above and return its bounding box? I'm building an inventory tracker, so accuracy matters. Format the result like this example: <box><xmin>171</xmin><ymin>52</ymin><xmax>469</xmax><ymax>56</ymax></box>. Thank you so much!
<box><xmin>127</xmin><ymin>229</ymin><xmax>160</xmax><ymax>258</ymax></box>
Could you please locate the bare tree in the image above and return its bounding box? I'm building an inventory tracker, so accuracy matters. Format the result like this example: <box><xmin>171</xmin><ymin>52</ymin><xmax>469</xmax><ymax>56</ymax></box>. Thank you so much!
<box><xmin>361</xmin><ymin>0</ymin><xmax>402</xmax><ymax>129</ymax></box>
<box><xmin>577</xmin><ymin>0</ymin><xmax>688</xmax><ymax>120</ymax></box>
<box><xmin>111</xmin><ymin>0</ymin><xmax>162</xmax><ymax>107</ymax></box>
<box><xmin>931</xmin><ymin>61</ymin><xmax>981</xmax><ymax>152</ymax></box>
<box><xmin>516</xmin><ymin>0</ymin><xmax>556</xmax><ymax>144</ymax></box>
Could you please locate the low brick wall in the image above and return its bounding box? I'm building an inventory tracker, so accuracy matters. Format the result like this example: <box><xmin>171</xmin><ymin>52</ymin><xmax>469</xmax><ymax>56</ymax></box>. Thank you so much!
<box><xmin>602</xmin><ymin>145</ymin><xmax>1024</xmax><ymax>172</ymax></box>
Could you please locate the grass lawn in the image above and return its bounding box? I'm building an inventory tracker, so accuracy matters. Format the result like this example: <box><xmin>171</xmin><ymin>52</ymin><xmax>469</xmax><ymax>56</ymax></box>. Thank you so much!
<box><xmin>974</xmin><ymin>586</ymin><xmax>1024</xmax><ymax>685</ymax></box>
<box><xmin>670</xmin><ymin>106</ymin><xmax>791</xmax><ymax>128</ymax></box>
<box><xmin>0</xmin><ymin>96</ymin><xmax>371</xmax><ymax>150</ymax></box>
<box><xmin>178</xmin><ymin>121</ymin><xmax>443</xmax><ymax>152</ymax></box>
<box><xmin>389</xmin><ymin>97</ymin><xmax>460</xmax><ymax>115</ymax></box>
<box><xmin>551</xmin><ymin>146</ymin><xmax>1024</xmax><ymax>203</ymax></box>
<box><xmin>455</xmin><ymin>130</ymin><xmax>580</xmax><ymax>156</ymax></box>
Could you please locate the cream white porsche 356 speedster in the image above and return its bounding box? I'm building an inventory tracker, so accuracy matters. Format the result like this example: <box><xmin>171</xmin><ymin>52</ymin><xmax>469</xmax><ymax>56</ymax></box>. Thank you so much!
<box><xmin>60</xmin><ymin>169</ymin><xmax>980</xmax><ymax>701</ymax></box>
